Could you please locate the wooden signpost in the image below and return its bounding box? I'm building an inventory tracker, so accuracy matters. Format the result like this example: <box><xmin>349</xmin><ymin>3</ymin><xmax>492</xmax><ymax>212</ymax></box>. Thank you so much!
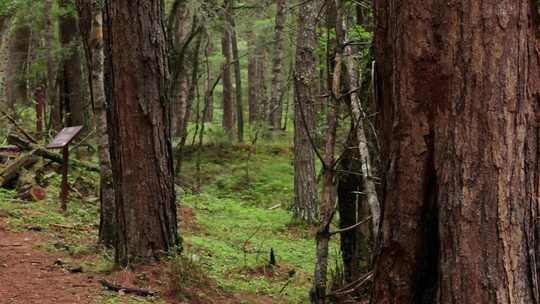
<box><xmin>47</xmin><ymin>126</ymin><xmax>83</xmax><ymax>211</ymax></box>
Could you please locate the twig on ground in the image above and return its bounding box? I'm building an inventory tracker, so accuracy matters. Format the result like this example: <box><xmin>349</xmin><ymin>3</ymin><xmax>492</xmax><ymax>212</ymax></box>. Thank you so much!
<box><xmin>98</xmin><ymin>279</ymin><xmax>156</xmax><ymax>297</ymax></box>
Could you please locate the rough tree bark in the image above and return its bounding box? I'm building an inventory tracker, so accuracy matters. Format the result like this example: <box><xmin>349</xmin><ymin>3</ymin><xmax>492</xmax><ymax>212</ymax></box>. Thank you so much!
<box><xmin>269</xmin><ymin>0</ymin><xmax>286</xmax><ymax>131</ymax></box>
<box><xmin>372</xmin><ymin>1</ymin><xmax>540</xmax><ymax>303</ymax></box>
<box><xmin>76</xmin><ymin>0</ymin><xmax>115</xmax><ymax>247</ymax></box>
<box><xmin>293</xmin><ymin>0</ymin><xmax>318</xmax><ymax>224</ymax></box>
<box><xmin>59</xmin><ymin>0</ymin><xmax>84</xmax><ymax>128</ymax></box>
<box><xmin>104</xmin><ymin>0</ymin><xmax>178</xmax><ymax>265</ymax></box>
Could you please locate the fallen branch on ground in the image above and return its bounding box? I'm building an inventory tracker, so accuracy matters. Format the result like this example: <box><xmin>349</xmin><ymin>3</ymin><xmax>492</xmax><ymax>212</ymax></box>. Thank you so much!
<box><xmin>8</xmin><ymin>134</ymin><xmax>99</xmax><ymax>172</ymax></box>
<box><xmin>98</xmin><ymin>279</ymin><xmax>156</xmax><ymax>297</ymax></box>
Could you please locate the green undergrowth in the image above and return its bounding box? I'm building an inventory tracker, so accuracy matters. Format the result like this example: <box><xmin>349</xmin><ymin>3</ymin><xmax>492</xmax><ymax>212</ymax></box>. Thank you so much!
<box><xmin>0</xmin><ymin>130</ymin><xmax>340</xmax><ymax>303</ymax></box>
<box><xmin>180</xmin><ymin>134</ymin><xmax>339</xmax><ymax>303</ymax></box>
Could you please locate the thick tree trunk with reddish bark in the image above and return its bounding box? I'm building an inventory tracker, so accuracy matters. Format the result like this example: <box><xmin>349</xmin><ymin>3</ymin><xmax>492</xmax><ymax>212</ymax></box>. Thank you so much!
<box><xmin>373</xmin><ymin>1</ymin><xmax>540</xmax><ymax>303</ymax></box>
<box><xmin>104</xmin><ymin>0</ymin><xmax>178</xmax><ymax>265</ymax></box>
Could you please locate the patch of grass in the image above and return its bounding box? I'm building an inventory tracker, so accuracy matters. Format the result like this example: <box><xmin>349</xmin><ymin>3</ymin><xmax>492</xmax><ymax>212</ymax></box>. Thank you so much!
<box><xmin>180</xmin><ymin>140</ymin><xmax>339</xmax><ymax>303</ymax></box>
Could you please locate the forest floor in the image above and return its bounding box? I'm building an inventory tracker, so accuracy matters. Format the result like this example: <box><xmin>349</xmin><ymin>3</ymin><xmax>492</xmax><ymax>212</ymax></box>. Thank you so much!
<box><xmin>0</xmin><ymin>219</ymin><xmax>96</xmax><ymax>303</ymax></box>
<box><xmin>0</xmin><ymin>130</ymin><xmax>341</xmax><ymax>303</ymax></box>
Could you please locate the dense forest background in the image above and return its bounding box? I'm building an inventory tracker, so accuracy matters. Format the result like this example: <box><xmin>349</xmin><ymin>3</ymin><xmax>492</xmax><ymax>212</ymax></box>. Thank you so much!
<box><xmin>0</xmin><ymin>0</ymin><xmax>377</xmax><ymax>303</ymax></box>
<box><xmin>2</xmin><ymin>0</ymin><xmax>538</xmax><ymax>304</ymax></box>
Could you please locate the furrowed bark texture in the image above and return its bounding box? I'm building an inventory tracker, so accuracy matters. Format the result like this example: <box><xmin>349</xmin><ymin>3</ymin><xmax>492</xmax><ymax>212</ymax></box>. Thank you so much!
<box><xmin>373</xmin><ymin>1</ymin><xmax>540</xmax><ymax>303</ymax></box>
<box><xmin>104</xmin><ymin>0</ymin><xmax>178</xmax><ymax>265</ymax></box>
<box><xmin>293</xmin><ymin>0</ymin><xmax>318</xmax><ymax>224</ymax></box>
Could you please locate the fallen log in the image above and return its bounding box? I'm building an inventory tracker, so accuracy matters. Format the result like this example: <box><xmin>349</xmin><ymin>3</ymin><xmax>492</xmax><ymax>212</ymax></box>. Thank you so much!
<box><xmin>98</xmin><ymin>279</ymin><xmax>156</xmax><ymax>297</ymax></box>
<box><xmin>0</xmin><ymin>151</ymin><xmax>38</xmax><ymax>187</ymax></box>
<box><xmin>7</xmin><ymin>134</ymin><xmax>99</xmax><ymax>173</ymax></box>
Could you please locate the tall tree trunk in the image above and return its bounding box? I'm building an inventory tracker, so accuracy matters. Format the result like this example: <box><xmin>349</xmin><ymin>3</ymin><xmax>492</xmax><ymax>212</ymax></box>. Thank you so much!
<box><xmin>221</xmin><ymin>4</ymin><xmax>234</xmax><ymax>138</ymax></box>
<box><xmin>269</xmin><ymin>0</ymin><xmax>286</xmax><ymax>131</ymax></box>
<box><xmin>203</xmin><ymin>40</ymin><xmax>214</xmax><ymax>122</ymax></box>
<box><xmin>6</xmin><ymin>22</ymin><xmax>30</xmax><ymax>111</ymax></box>
<box><xmin>337</xmin><ymin>135</ymin><xmax>369</xmax><ymax>284</ymax></box>
<box><xmin>257</xmin><ymin>47</ymin><xmax>267</xmax><ymax>121</ymax></box>
<box><xmin>247</xmin><ymin>30</ymin><xmax>258</xmax><ymax>125</ymax></box>
<box><xmin>169</xmin><ymin>0</ymin><xmax>190</xmax><ymax>138</ymax></box>
<box><xmin>293</xmin><ymin>0</ymin><xmax>318</xmax><ymax>224</ymax></box>
<box><xmin>372</xmin><ymin>1</ymin><xmax>540</xmax><ymax>303</ymax></box>
<box><xmin>76</xmin><ymin>0</ymin><xmax>115</xmax><ymax>247</ymax></box>
<box><xmin>341</xmin><ymin>12</ymin><xmax>380</xmax><ymax>246</ymax></box>
<box><xmin>59</xmin><ymin>0</ymin><xmax>84</xmax><ymax>128</ymax></box>
<box><xmin>311</xmin><ymin>1</ymin><xmax>343</xmax><ymax>301</ymax></box>
<box><xmin>0</xmin><ymin>15</ymin><xmax>12</xmax><ymax>107</ymax></box>
<box><xmin>44</xmin><ymin>0</ymin><xmax>61</xmax><ymax>131</ymax></box>
<box><xmin>104</xmin><ymin>0</ymin><xmax>178</xmax><ymax>265</ymax></box>
<box><xmin>227</xmin><ymin>0</ymin><xmax>244</xmax><ymax>142</ymax></box>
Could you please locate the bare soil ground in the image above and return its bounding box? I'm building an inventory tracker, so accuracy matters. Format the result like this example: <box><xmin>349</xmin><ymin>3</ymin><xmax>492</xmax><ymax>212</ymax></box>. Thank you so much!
<box><xmin>0</xmin><ymin>221</ymin><xmax>97</xmax><ymax>304</ymax></box>
<box><xmin>0</xmin><ymin>219</ymin><xmax>276</xmax><ymax>304</ymax></box>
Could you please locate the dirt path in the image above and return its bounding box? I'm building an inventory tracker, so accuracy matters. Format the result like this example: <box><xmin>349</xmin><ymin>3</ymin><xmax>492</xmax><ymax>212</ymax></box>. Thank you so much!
<box><xmin>0</xmin><ymin>221</ymin><xmax>97</xmax><ymax>304</ymax></box>
<box><xmin>0</xmin><ymin>218</ymin><xmax>276</xmax><ymax>304</ymax></box>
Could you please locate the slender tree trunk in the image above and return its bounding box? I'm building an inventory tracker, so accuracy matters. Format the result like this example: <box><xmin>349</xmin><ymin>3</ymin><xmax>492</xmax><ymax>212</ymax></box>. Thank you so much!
<box><xmin>169</xmin><ymin>1</ymin><xmax>190</xmax><ymax>138</ymax></box>
<box><xmin>269</xmin><ymin>0</ymin><xmax>286</xmax><ymax>131</ymax></box>
<box><xmin>341</xmin><ymin>15</ymin><xmax>380</xmax><ymax>245</ymax></box>
<box><xmin>221</xmin><ymin>4</ymin><xmax>234</xmax><ymax>138</ymax></box>
<box><xmin>0</xmin><ymin>15</ymin><xmax>12</xmax><ymax>107</ymax></box>
<box><xmin>337</xmin><ymin>135</ymin><xmax>369</xmax><ymax>284</ymax></box>
<box><xmin>44</xmin><ymin>0</ymin><xmax>61</xmax><ymax>131</ymax></box>
<box><xmin>6</xmin><ymin>22</ymin><xmax>30</xmax><ymax>111</ymax></box>
<box><xmin>247</xmin><ymin>30</ymin><xmax>258</xmax><ymax>125</ymax></box>
<box><xmin>227</xmin><ymin>0</ymin><xmax>244</xmax><ymax>142</ymax></box>
<box><xmin>311</xmin><ymin>1</ymin><xmax>343</xmax><ymax>301</ymax></box>
<box><xmin>59</xmin><ymin>0</ymin><xmax>84</xmax><ymax>128</ymax></box>
<box><xmin>203</xmin><ymin>40</ymin><xmax>214</xmax><ymax>122</ymax></box>
<box><xmin>372</xmin><ymin>1</ymin><xmax>540</xmax><ymax>303</ymax></box>
<box><xmin>76</xmin><ymin>0</ymin><xmax>115</xmax><ymax>247</ymax></box>
<box><xmin>257</xmin><ymin>47</ymin><xmax>268</xmax><ymax>121</ymax></box>
<box><xmin>293</xmin><ymin>0</ymin><xmax>318</xmax><ymax>224</ymax></box>
<box><xmin>104</xmin><ymin>0</ymin><xmax>178</xmax><ymax>265</ymax></box>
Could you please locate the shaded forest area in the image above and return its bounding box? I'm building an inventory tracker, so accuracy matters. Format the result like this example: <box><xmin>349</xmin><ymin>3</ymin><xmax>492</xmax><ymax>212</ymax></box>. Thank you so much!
<box><xmin>1</xmin><ymin>0</ymin><xmax>539</xmax><ymax>304</ymax></box>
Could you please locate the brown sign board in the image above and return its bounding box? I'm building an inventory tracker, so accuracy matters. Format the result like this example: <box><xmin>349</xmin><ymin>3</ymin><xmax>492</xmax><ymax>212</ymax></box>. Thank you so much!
<box><xmin>47</xmin><ymin>126</ymin><xmax>83</xmax><ymax>149</ymax></box>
